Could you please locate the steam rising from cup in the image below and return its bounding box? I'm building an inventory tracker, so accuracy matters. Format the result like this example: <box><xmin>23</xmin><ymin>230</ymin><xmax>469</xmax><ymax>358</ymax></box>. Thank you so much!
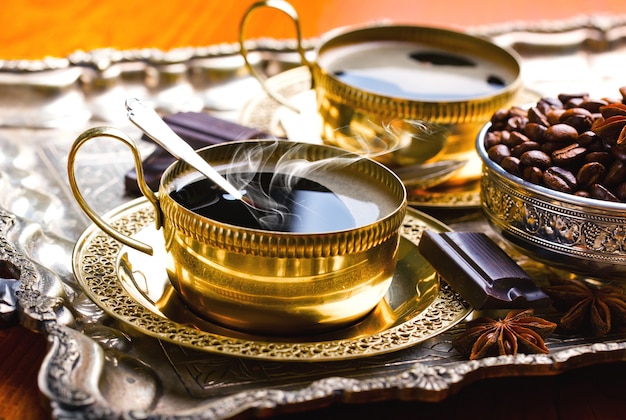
<box><xmin>222</xmin><ymin>140</ymin><xmax>364</xmax><ymax>231</ymax></box>
<box><xmin>210</xmin><ymin>119</ymin><xmax>440</xmax><ymax>231</ymax></box>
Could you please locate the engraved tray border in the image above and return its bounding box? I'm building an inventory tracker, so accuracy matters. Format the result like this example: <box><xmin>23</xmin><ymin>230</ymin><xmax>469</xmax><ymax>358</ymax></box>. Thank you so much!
<box><xmin>3</xmin><ymin>14</ymin><xmax>626</xmax><ymax>419</ymax></box>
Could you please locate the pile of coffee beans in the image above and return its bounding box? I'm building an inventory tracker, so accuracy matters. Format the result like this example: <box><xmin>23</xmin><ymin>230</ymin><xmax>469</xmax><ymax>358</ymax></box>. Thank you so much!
<box><xmin>484</xmin><ymin>87</ymin><xmax>626</xmax><ymax>202</ymax></box>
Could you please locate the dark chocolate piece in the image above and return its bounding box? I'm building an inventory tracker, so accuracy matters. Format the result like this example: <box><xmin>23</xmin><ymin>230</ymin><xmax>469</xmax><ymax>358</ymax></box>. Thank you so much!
<box><xmin>418</xmin><ymin>230</ymin><xmax>551</xmax><ymax>309</ymax></box>
<box><xmin>124</xmin><ymin>112</ymin><xmax>274</xmax><ymax>195</ymax></box>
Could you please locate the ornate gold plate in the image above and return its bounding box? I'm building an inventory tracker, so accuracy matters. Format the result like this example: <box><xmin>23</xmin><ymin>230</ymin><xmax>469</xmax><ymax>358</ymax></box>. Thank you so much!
<box><xmin>72</xmin><ymin>197</ymin><xmax>471</xmax><ymax>362</ymax></box>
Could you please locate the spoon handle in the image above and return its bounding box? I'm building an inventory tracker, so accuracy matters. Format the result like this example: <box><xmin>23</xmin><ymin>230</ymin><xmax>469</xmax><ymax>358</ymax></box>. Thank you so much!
<box><xmin>125</xmin><ymin>98</ymin><xmax>243</xmax><ymax>200</ymax></box>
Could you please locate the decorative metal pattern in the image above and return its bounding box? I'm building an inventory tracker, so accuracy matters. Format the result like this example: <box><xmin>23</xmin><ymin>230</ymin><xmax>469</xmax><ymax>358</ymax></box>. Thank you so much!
<box><xmin>483</xmin><ymin>173</ymin><xmax>626</xmax><ymax>259</ymax></box>
<box><xmin>478</xmin><ymin>126</ymin><xmax>626</xmax><ymax>278</ymax></box>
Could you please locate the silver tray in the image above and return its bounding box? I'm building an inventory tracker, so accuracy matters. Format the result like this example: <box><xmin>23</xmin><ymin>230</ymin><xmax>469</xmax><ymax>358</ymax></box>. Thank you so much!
<box><xmin>3</xmin><ymin>14</ymin><xmax>626</xmax><ymax>419</ymax></box>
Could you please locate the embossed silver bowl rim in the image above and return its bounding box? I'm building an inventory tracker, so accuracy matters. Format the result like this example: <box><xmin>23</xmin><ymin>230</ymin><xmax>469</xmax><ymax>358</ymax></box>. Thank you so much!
<box><xmin>476</xmin><ymin>122</ymin><xmax>626</xmax><ymax>214</ymax></box>
<box><xmin>476</xmin><ymin>121</ymin><xmax>626</xmax><ymax>279</ymax></box>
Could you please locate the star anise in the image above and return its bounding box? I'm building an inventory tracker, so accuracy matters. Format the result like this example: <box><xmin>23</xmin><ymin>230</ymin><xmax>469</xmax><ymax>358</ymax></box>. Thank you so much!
<box><xmin>452</xmin><ymin>309</ymin><xmax>556</xmax><ymax>360</ymax></box>
<box><xmin>542</xmin><ymin>278</ymin><xmax>626</xmax><ymax>337</ymax></box>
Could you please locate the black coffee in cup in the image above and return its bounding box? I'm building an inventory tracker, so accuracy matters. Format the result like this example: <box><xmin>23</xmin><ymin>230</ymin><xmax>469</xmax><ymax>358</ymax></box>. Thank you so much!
<box><xmin>169</xmin><ymin>172</ymin><xmax>360</xmax><ymax>233</ymax></box>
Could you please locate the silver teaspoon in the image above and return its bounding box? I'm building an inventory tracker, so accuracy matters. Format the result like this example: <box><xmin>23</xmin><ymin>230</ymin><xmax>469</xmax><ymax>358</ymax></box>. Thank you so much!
<box><xmin>393</xmin><ymin>159</ymin><xmax>468</xmax><ymax>190</ymax></box>
<box><xmin>125</xmin><ymin>98</ymin><xmax>247</xmax><ymax>202</ymax></box>
<box><xmin>125</xmin><ymin>98</ymin><xmax>287</xmax><ymax>230</ymax></box>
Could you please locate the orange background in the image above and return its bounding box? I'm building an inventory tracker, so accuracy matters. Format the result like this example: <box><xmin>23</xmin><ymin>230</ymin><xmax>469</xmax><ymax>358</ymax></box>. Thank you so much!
<box><xmin>2</xmin><ymin>0</ymin><xmax>626</xmax><ymax>59</ymax></box>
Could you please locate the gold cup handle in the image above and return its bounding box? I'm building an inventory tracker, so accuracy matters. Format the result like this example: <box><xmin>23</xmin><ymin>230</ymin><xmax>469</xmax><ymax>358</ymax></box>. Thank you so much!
<box><xmin>239</xmin><ymin>0</ymin><xmax>312</xmax><ymax>113</ymax></box>
<box><xmin>67</xmin><ymin>126</ymin><xmax>161</xmax><ymax>256</ymax></box>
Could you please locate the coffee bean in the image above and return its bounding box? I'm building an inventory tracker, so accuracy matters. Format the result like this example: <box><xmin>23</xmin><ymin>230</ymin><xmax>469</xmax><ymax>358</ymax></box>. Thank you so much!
<box><xmin>576</xmin><ymin>162</ymin><xmax>606</xmax><ymax>188</ymax></box>
<box><xmin>524</xmin><ymin>123</ymin><xmax>547</xmax><ymax>142</ymax></box>
<box><xmin>575</xmin><ymin>190</ymin><xmax>591</xmax><ymax>198</ymax></box>
<box><xmin>576</xmin><ymin>130</ymin><xmax>598</xmax><ymax>146</ymax></box>
<box><xmin>552</xmin><ymin>143</ymin><xmax>587</xmax><ymax>167</ymax></box>
<box><xmin>590</xmin><ymin>183</ymin><xmax>620</xmax><ymax>202</ymax></box>
<box><xmin>560</xmin><ymin>111</ymin><xmax>593</xmax><ymax>133</ymax></box>
<box><xmin>585</xmin><ymin>151</ymin><xmax>612</xmax><ymax>166</ymax></box>
<box><xmin>508</xmin><ymin>107</ymin><xmax>528</xmax><ymax>119</ymax></box>
<box><xmin>487</xmin><ymin>144</ymin><xmax>510</xmax><ymax>164</ymax></box>
<box><xmin>547</xmin><ymin>109</ymin><xmax>565</xmax><ymax>125</ymax></box>
<box><xmin>484</xmin><ymin>131</ymin><xmax>502</xmax><ymax>149</ymax></box>
<box><xmin>502</xmin><ymin>131</ymin><xmax>530</xmax><ymax>148</ymax></box>
<box><xmin>586</xmin><ymin>138</ymin><xmax>606</xmax><ymax>153</ymax></box>
<box><xmin>523</xmin><ymin>166</ymin><xmax>543</xmax><ymax>185</ymax></box>
<box><xmin>579</xmin><ymin>99</ymin><xmax>608</xmax><ymax>114</ymax></box>
<box><xmin>527</xmin><ymin>107</ymin><xmax>549</xmax><ymax>126</ymax></box>
<box><xmin>490</xmin><ymin>108</ymin><xmax>510</xmax><ymax>130</ymax></box>
<box><xmin>540</xmin><ymin>97</ymin><xmax>563</xmax><ymax>108</ymax></box>
<box><xmin>511</xmin><ymin>141</ymin><xmax>541</xmax><ymax>157</ymax></box>
<box><xmin>536</xmin><ymin>100</ymin><xmax>554</xmax><ymax>116</ymax></box>
<box><xmin>558</xmin><ymin>93</ymin><xmax>589</xmax><ymax>104</ymax></box>
<box><xmin>520</xmin><ymin>150</ymin><xmax>551</xmax><ymax>169</ymax></box>
<box><xmin>560</xmin><ymin>107</ymin><xmax>593</xmax><ymax>122</ymax></box>
<box><xmin>491</xmin><ymin>108</ymin><xmax>510</xmax><ymax>122</ymax></box>
<box><xmin>604</xmin><ymin>160</ymin><xmax>626</xmax><ymax>186</ymax></box>
<box><xmin>564</xmin><ymin>97</ymin><xmax>585</xmax><ymax>108</ymax></box>
<box><xmin>500</xmin><ymin>156</ymin><xmax>521</xmax><ymax>177</ymax></box>
<box><xmin>506</xmin><ymin>115</ymin><xmax>528</xmax><ymax>132</ymax></box>
<box><xmin>544</xmin><ymin>123</ymin><xmax>579</xmax><ymax>143</ymax></box>
<box><xmin>543</xmin><ymin>166</ymin><xmax>577</xmax><ymax>193</ymax></box>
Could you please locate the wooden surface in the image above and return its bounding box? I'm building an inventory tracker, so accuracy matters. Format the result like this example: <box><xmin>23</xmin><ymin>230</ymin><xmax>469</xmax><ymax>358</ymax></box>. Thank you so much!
<box><xmin>0</xmin><ymin>326</ymin><xmax>50</xmax><ymax>420</ymax></box>
<box><xmin>3</xmin><ymin>1</ymin><xmax>626</xmax><ymax>419</ymax></box>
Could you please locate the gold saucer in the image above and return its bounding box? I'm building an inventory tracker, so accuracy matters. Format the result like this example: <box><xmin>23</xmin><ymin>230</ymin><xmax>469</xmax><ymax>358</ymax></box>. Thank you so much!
<box><xmin>73</xmin><ymin>197</ymin><xmax>471</xmax><ymax>362</ymax></box>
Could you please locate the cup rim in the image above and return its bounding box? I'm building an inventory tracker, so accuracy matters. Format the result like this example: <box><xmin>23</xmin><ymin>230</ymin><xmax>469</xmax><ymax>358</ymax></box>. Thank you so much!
<box><xmin>312</xmin><ymin>24</ymin><xmax>523</xmax><ymax>123</ymax></box>
<box><xmin>158</xmin><ymin>139</ymin><xmax>408</xmax><ymax>256</ymax></box>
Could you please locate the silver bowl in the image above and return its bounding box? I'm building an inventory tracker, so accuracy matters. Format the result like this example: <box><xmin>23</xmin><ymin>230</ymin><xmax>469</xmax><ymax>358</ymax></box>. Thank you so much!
<box><xmin>476</xmin><ymin>122</ymin><xmax>626</xmax><ymax>280</ymax></box>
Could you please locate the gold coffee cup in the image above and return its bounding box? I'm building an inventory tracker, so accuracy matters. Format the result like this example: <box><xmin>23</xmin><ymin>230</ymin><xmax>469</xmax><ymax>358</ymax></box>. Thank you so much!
<box><xmin>68</xmin><ymin>130</ymin><xmax>407</xmax><ymax>335</ymax></box>
<box><xmin>240</xmin><ymin>0</ymin><xmax>522</xmax><ymax>182</ymax></box>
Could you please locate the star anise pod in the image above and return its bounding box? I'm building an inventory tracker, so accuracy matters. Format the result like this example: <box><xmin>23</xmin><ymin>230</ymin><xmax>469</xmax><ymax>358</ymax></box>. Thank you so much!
<box><xmin>542</xmin><ymin>278</ymin><xmax>626</xmax><ymax>337</ymax></box>
<box><xmin>452</xmin><ymin>309</ymin><xmax>556</xmax><ymax>360</ymax></box>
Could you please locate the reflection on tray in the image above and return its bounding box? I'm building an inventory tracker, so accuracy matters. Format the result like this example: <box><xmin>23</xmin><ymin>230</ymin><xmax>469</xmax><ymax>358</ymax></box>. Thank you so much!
<box><xmin>118</xmin><ymin>236</ymin><xmax>440</xmax><ymax>343</ymax></box>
